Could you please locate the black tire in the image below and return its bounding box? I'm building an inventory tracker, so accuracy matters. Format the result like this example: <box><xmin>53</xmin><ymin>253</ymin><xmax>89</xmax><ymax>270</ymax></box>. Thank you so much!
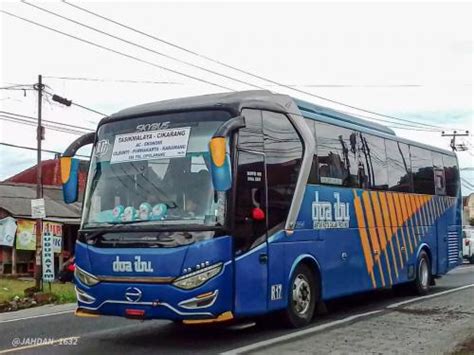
<box><xmin>410</xmin><ymin>250</ymin><xmax>431</xmax><ymax>295</ymax></box>
<box><xmin>469</xmin><ymin>256</ymin><xmax>474</xmax><ymax>264</ymax></box>
<box><xmin>282</xmin><ymin>263</ymin><xmax>318</xmax><ymax>328</ymax></box>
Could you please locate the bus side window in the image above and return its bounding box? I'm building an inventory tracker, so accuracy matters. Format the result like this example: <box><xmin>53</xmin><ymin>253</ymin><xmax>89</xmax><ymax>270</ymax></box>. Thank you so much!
<box><xmin>410</xmin><ymin>146</ymin><xmax>435</xmax><ymax>195</ymax></box>
<box><xmin>263</xmin><ymin>111</ymin><xmax>303</xmax><ymax>232</ymax></box>
<box><xmin>358</xmin><ymin>133</ymin><xmax>388</xmax><ymax>190</ymax></box>
<box><xmin>432</xmin><ymin>151</ymin><xmax>446</xmax><ymax>196</ymax></box>
<box><xmin>314</xmin><ymin>122</ymin><xmax>355</xmax><ymax>187</ymax></box>
<box><xmin>442</xmin><ymin>154</ymin><xmax>459</xmax><ymax>197</ymax></box>
<box><xmin>386</xmin><ymin>140</ymin><xmax>413</xmax><ymax>192</ymax></box>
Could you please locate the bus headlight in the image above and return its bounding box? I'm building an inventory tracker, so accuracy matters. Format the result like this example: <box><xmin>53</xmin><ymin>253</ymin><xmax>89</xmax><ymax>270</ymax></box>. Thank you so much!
<box><xmin>75</xmin><ymin>266</ymin><xmax>100</xmax><ymax>286</ymax></box>
<box><xmin>173</xmin><ymin>263</ymin><xmax>223</xmax><ymax>290</ymax></box>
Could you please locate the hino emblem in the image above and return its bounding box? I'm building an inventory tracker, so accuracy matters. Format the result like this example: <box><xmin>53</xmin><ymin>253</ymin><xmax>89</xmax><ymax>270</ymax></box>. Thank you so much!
<box><xmin>125</xmin><ymin>287</ymin><xmax>142</xmax><ymax>302</ymax></box>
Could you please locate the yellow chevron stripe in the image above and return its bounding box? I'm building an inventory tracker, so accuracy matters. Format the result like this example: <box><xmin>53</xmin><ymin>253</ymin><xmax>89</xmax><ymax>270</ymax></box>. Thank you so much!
<box><xmin>378</xmin><ymin>192</ymin><xmax>399</xmax><ymax>279</ymax></box>
<box><xmin>371</xmin><ymin>192</ymin><xmax>393</xmax><ymax>285</ymax></box>
<box><xmin>362</xmin><ymin>191</ymin><xmax>386</xmax><ymax>287</ymax></box>
<box><xmin>427</xmin><ymin>197</ymin><xmax>435</xmax><ymax>224</ymax></box>
<box><xmin>386</xmin><ymin>192</ymin><xmax>404</xmax><ymax>270</ymax></box>
<box><xmin>353</xmin><ymin>190</ymin><xmax>376</xmax><ymax>288</ymax></box>
<box><xmin>399</xmin><ymin>194</ymin><xmax>414</xmax><ymax>254</ymax></box>
<box><xmin>393</xmin><ymin>193</ymin><xmax>409</xmax><ymax>261</ymax></box>
<box><xmin>417</xmin><ymin>195</ymin><xmax>428</xmax><ymax>234</ymax></box>
<box><xmin>408</xmin><ymin>195</ymin><xmax>421</xmax><ymax>243</ymax></box>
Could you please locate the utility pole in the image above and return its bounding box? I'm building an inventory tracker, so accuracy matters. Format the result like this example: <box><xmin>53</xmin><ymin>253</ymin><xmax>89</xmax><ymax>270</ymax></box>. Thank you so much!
<box><xmin>34</xmin><ymin>75</ymin><xmax>44</xmax><ymax>290</ymax></box>
<box><xmin>442</xmin><ymin>130</ymin><xmax>470</xmax><ymax>151</ymax></box>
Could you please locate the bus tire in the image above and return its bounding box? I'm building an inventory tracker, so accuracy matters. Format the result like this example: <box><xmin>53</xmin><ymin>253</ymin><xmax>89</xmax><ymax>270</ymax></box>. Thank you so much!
<box><xmin>469</xmin><ymin>256</ymin><xmax>474</xmax><ymax>264</ymax></box>
<box><xmin>410</xmin><ymin>250</ymin><xmax>431</xmax><ymax>295</ymax></box>
<box><xmin>283</xmin><ymin>263</ymin><xmax>317</xmax><ymax>328</ymax></box>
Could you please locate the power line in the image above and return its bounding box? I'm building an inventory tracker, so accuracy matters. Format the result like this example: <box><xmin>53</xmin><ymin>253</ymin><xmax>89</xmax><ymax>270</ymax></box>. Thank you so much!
<box><xmin>24</xmin><ymin>1</ymin><xmax>265</xmax><ymax>91</ymax></box>
<box><xmin>62</xmin><ymin>1</ymin><xmax>462</xmax><ymax>132</ymax></box>
<box><xmin>0</xmin><ymin>110</ymin><xmax>95</xmax><ymax>132</ymax></box>
<box><xmin>44</xmin><ymin>75</ymin><xmax>183</xmax><ymax>85</ymax></box>
<box><xmin>0</xmin><ymin>10</ymin><xmax>234</xmax><ymax>93</ymax></box>
<box><xmin>6</xmin><ymin>5</ymin><xmax>466</xmax><ymax>133</ymax></box>
<box><xmin>0</xmin><ymin>142</ymin><xmax>90</xmax><ymax>158</ymax></box>
<box><xmin>42</xmin><ymin>90</ymin><xmax>107</xmax><ymax>116</ymax></box>
<box><xmin>0</xmin><ymin>115</ymin><xmax>89</xmax><ymax>136</ymax></box>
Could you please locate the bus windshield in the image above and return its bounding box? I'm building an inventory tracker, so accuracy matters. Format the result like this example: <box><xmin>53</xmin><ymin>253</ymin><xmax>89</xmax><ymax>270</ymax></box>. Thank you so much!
<box><xmin>81</xmin><ymin>110</ymin><xmax>231</xmax><ymax>229</ymax></box>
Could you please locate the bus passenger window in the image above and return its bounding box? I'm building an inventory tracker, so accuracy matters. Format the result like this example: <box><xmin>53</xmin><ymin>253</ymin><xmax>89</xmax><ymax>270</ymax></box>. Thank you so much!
<box><xmin>432</xmin><ymin>152</ymin><xmax>446</xmax><ymax>195</ymax></box>
<box><xmin>314</xmin><ymin>122</ymin><xmax>357</xmax><ymax>187</ymax></box>
<box><xmin>442</xmin><ymin>154</ymin><xmax>459</xmax><ymax>197</ymax></box>
<box><xmin>410</xmin><ymin>146</ymin><xmax>435</xmax><ymax>195</ymax></box>
<box><xmin>358</xmin><ymin>133</ymin><xmax>388</xmax><ymax>190</ymax></box>
<box><xmin>386</xmin><ymin>140</ymin><xmax>412</xmax><ymax>192</ymax></box>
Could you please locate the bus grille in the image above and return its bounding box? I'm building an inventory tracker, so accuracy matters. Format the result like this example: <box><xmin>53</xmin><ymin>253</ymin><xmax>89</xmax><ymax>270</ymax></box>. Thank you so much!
<box><xmin>447</xmin><ymin>231</ymin><xmax>459</xmax><ymax>265</ymax></box>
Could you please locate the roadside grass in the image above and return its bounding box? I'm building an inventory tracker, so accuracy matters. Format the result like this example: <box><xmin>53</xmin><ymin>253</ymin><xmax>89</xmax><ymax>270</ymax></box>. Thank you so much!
<box><xmin>0</xmin><ymin>278</ymin><xmax>76</xmax><ymax>303</ymax></box>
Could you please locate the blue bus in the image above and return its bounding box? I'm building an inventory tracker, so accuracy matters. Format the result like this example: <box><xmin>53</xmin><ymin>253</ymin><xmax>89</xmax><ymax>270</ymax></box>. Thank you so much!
<box><xmin>61</xmin><ymin>91</ymin><xmax>462</xmax><ymax>327</ymax></box>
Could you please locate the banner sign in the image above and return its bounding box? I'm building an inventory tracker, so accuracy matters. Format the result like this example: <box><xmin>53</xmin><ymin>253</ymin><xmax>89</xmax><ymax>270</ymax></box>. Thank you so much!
<box><xmin>0</xmin><ymin>217</ymin><xmax>17</xmax><ymax>247</ymax></box>
<box><xmin>15</xmin><ymin>220</ymin><xmax>36</xmax><ymax>251</ymax></box>
<box><xmin>31</xmin><ymin>198</ymin><xmax>46</xmax><ymax>218</ymax></box>
<box><xmin>52</xmin><ymin>236</ymin><xmax>62</xmax><ymax>253</ymax></box>
<box><xmin>42</xmin><ymin>233</ymin><xmax>55</xmax><ymax>282</ymax></box>
<box><xmin>110</xmin><ymin>127</ymin><xmax>191</xmax><ymax>164</ymax></box>
<box><xmin>15</xmin><ymin>220</ymin><xmax>63</xmax><ymax>252</ymax></box>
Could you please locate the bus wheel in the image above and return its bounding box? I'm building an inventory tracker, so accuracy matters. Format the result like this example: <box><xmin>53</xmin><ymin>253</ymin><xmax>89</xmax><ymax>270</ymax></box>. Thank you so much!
<box><xmin>283</xmin><ymin>264</ymin><xmax>317</xmax><ymax>328</ymax></box>
<box><xmin>470</xmin><ymin>256</ymin><xmax>474</xmax><ymax>264</ymax></box>
<box><xmin>411</xmin><ymin>250</ymin><xmax>431</xmax><ymax>295</ymax></box>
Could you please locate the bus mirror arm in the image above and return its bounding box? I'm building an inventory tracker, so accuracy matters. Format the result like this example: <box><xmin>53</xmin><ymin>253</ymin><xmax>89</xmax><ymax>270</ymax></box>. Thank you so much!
<box><xmin>209</xmin><ymin>116</ymin><xmax>245</xmax><ymax>192</ymax></box>
<box><xmin>61</xmin><ymin>132</ymin><xmax>95</xmax><ymax>204</ymax></box>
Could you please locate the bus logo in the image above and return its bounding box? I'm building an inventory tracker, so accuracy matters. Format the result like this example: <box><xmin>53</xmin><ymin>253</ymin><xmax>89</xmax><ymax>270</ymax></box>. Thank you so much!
<box><xmin>125</xmin><ymin>287</ymin><xmax>142</xmax><ymax>302</ymax></box>
<box><xmin>312</xmin><ymin>192</ymin><xmax>350</xmax><ymax>229</ymax></box>
<box><xmin>112</xmin><ymin>256</ymin><xmax>154</xmax><ymax>273</ymax></box>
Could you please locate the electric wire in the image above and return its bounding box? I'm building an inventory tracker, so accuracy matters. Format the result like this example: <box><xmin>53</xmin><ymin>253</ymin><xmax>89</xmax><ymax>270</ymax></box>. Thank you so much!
<box><xmin>0</xmin><ymin>110</ymin><xmax>95</xmax><ymax>132</ymax></box>
<box><xmin>0</xmin><ymin>142</ymin><xmax>90</xmax><ymax>158</ymax></box>
<box><xmin>23</xmin><ymin>1</ymin><xmax>266</xmax><ymax>91</ymax></box>
<box><xmin>62</xmin><ymin>0</ymin><xmax>462</xmax><ymax>132</ymax></box>
<box><xmin>0</xmin><ymin>9</ymin><xmax>235</xmax><ymax>92</ymax></box>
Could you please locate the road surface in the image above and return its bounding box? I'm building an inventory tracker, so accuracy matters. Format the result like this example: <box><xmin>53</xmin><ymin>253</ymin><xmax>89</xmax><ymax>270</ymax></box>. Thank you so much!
<box><xmin>0</xmin><ymin>264</ymin><xmax>473</xmax><ymax>354</ymax></box>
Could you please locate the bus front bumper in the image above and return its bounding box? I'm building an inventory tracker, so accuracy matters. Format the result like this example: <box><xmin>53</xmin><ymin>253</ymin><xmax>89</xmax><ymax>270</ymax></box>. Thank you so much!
<box><xmin>73</xmin><ymin>262</ymin><xmax>233</xmax><ymax>322</ymax></box>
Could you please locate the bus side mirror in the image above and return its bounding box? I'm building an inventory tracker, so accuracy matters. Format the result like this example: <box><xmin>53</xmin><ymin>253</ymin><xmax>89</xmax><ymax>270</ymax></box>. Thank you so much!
<box><xmin>209</xmin><ymin>137</ymin><xmax>232</xmax><ymax>191</ymax></box>
<box><xmin>60</xmin><ymin>156</ymin><xmax>80</xmax><ymax>204</ymax></box>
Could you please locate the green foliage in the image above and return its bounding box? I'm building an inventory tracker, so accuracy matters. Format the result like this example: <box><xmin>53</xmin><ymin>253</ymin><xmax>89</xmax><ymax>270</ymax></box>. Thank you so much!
<box><xmin>0</xmin><ymin>278</ymin><xmax>76</xmax><ymax>304</ymax></box>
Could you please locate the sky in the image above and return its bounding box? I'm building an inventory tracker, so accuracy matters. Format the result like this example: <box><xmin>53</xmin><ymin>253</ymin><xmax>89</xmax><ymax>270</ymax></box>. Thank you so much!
<box><xmin>0</xmin><ymin>1</ymin><xmax>473</xmax><ymax>194</ymax></box>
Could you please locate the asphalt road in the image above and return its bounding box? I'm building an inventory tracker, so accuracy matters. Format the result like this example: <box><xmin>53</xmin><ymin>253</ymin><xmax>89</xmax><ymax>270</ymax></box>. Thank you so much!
<box><xmin>1</xmin><ymin>264</ymin><xmax>473</xmax><ymax>355</ymax></box>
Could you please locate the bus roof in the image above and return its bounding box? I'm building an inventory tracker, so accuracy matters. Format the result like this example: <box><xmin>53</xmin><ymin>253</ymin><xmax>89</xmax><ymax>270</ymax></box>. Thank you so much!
<box><xmin>104</xmin><ymin>90</ymin><xmax>454</xmax><ymax>156</ymax></box>
<box><xmin>293</xmin><ymin>98</ymin><xmax>396</xmax><ymax>136</ymax></box>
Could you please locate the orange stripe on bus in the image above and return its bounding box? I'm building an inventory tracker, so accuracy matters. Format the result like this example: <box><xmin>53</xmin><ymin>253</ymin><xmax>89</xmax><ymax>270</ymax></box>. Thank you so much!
<box><xmin>370</xmin><ymin>192</ymin><xmax>393</xmax><ymax>285</ymax></box>
<box><xmin>353</xmin><ymin>190</ymin><xmax>376</xmax><ymax>288</ymax></box>
<box><xmin>405</xmin><ymin>194</ymin><xmax>419</xmax><ymax>248</ymax></box>
<box><xmin>362</xmin><ymin>191</ymin><xmax>386</xmax><ymax>287</ymax></box>
<box><xmin>385</xmin><ymin>192</ymin><xmax>404</xmax><ymax>270</ymax></box>
<box><xmin>408</xmin><ymin>195</ymin><xmax>420</xmax><ymax>243</ymax></box>
<box><xmin>398</xmin><ymin>193</ymin><xmax>414</xmax><ymax>254</ymax></box>
<box><xmin>392</xmin><ymin>193</ymin><xmax>409</xmax><ymax>261</ymax></box>
<box><xmin>378</xmin><ymin>192</ymin><xmax>399</xmax><ymax>279</ymax></box>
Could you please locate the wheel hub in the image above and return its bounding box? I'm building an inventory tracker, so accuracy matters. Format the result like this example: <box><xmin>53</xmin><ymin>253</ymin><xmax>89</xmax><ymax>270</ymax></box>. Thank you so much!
<box><xmin>292</xmin><ymin>274</ymin><xmax>311</xmax><ymax>316</ymax></box>
<box><xmin>419</xmin><ymin>258</ymin><xmax>429</xmax><ymax>288</ymax></box>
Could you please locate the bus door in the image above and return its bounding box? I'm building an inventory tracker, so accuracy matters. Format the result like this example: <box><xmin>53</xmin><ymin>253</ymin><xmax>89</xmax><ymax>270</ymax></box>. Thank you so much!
<box><xmin>233</xmin><ymin>149</ymin><xmax>269</xmax><ymax>316</ymax></box>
